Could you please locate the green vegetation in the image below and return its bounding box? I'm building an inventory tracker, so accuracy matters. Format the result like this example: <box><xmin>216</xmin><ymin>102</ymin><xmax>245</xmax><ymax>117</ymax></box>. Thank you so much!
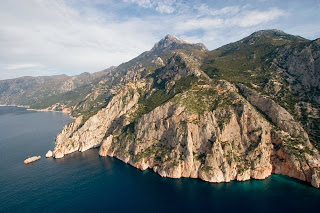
<box><xmin>201</xmin><ymin>165</ymin><xmax>213</xmax><ymax>172</ymax></box>
<box><xmin>237</xmin><ymin>163</ymin><xmax>250</xmax><ymax>175</ymax></box>
<box><xmin>30</xmin><ymin>84</ymin><xmax>92</xmax><ymax>110</ymax></box>
<box><xmin>81</xmin><ymin>107</ymin><xmax>101</xmax><ymax>125</ymax></box>
<box><xmin>216</xmin><ymin>108</ymin><xmax>233</xmax><ymax>130</ymax></box>
<box><xmin>200</xmin><ymin>32</ymin><xmax>309</xmax><ymax>88</ymax></box>
<box><xmin>282</xmin><ymin>137</ymin><xmax>314</xmax><ymax>156</ymax></box>
<box><xmin>173</xmin><ymin>89</ymin><xmax>213</xmax><ymax>115</ymax></box>
<box><xmin>194</xmin><ymin>152</ymin><xmax>206</xmax><ymax>164</ymax></box>
<box><xmin>131</xmin><ymin>72</ymin><xmax>199</xmax><ymax>120</ymax></box>
<box><xmin>134</xmin><ymin>144</ymin><xmax>173</xmax><ymax>163</ymax></box>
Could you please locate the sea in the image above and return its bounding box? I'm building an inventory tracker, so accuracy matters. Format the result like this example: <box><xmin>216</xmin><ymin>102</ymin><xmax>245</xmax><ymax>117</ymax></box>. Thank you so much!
<box><xmin>0</xmin><ymin>106</ymin><xmax>319</xmax><ymax>213</ymax></box>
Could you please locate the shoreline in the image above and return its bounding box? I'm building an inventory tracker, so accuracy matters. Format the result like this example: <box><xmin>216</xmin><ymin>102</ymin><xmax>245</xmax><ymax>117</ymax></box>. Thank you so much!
<box><xmin>0</xmin><ymin>104</ymin><xmax>30</xmax><ymax>108</ymax></box>
<box><xmin>0</xmin><ymin>104</ymin><xmax>74</xmax><ymax>119</ymax></box>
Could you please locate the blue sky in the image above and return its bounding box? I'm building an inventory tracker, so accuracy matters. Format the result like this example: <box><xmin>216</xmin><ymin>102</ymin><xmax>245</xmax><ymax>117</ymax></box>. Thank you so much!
<box><xmin>1</xmin><ymin>0</ymin><xmax>320</xmax><ymax>80</ymax></box>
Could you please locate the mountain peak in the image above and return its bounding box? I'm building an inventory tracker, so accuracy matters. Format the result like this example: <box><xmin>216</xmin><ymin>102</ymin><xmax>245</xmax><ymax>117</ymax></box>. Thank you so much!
<box><xmin>151</xmin><ymin>34</ymin><xmax>207</xmax><ymax>52</ymax></box>
<box><xmin>251</xmin><ymin>29</ymin><xmax>288</xmax><ymax>37</ymax></box>
<box><xmin>237</xmin><ymin>29</ymin><xmax>308</xmax><ymax>45</ymax></box>
<box><xmin>152</xmin><ymin>34</ymin><xmax>191</xmax><ymax>50</ymax></box>
<box><xmin>164</xmin><ymin>34</ymin><xmax>191</xmax><ymax>44</ymax></box>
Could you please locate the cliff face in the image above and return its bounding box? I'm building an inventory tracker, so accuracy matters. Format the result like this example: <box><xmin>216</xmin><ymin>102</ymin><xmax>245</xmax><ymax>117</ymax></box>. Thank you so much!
<box><xmin>53</xmin><ymin>78</ymin><xmax>320</xmax><ymax>186</ymax></box>
<box><xmin>53</xmin><ymin>82</ymin><xmax>142</xmax><ymax>158</ymax></box>
<box><xmin>42</xmin><ymin>30</ymin><xmax>320</xmax><ymax>188</ymax></box>
<box><xmin>273</xmin><ymin>39</ymin><xmax>320</xmax><ymax>104</ymax></box>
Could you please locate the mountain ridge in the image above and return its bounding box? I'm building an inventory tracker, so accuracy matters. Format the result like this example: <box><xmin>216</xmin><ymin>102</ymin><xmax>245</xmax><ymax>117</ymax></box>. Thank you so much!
<box><xmin>1</xmin><ymin>29</ymin><xmax>320</xmax><ymax>188</ymax></box>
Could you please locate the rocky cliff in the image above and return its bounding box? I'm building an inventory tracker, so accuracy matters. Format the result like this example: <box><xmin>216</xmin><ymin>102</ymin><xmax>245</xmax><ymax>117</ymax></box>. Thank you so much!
<box><xmin>51</xmin><ymin>31</ymin><xmax>320</xmax><ymax>188</ymax></box>
<box><xmin>53</xmin><ymin>76</ymin><xmax>320</xmax><ymax>187</ymax></box>
<box><xmin>2</xmin><ymin>30</ymin><xmax>318</xmax><ymax>188</ymax></box>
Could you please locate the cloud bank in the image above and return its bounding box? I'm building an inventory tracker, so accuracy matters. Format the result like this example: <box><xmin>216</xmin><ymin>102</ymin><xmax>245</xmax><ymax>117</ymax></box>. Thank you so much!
<box><xmin>0</xmin><ymin>0</ymin><xmax>319</xmax><ymax>80</ymax></box>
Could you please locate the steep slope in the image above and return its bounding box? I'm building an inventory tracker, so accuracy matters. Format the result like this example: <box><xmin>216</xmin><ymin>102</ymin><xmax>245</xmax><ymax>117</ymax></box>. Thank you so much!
<box><xmin>201</xmin><ymin>29</ymin><xmax>320</xmax><ymax>151</ymax></box>
<box><xmin>0</xmin><ymin>74</ymin><xmax>69</xmax><ymax>106</ymax></box>
<box><xmin>69</xmin><ymin>34</ymin><xmax>208</xmax><ymax>117</ymax></box>
<box><xmin>51</xmin><ymin>31</ymin><xmax>320</xmax><ymax>188</ymax></box>
<box><xmin>0</xmin><ymin>67</ymin><xmax>115</xmax><ymax>112</ymax></box>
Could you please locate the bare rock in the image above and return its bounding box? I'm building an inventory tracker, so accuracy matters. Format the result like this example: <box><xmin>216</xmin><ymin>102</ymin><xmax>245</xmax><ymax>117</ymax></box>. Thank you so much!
<box><xmin>237</xmin><ymin>84</ymin><xmax>309</xmax><ymax>141</ymax></box>
<box><xmin>51</xmin><ymin>76</ymin><xmax>320</xmax><ymax>188</ymax></box>
<box><xmin>24</xmin><ymin>156</ymin><xmax>41</xmax><ymax>164</ymax></box>
<box><xmin>45</xmin><ymin>150</ymin><xmax>53</xmax><ymax>158</ymax></box>
<box><xmin>54</xmin><ymin>151</ymin><xmax>64</xmax><ymax>159</ymax></box>
<box><xmin>99</xmin><ymin>135</ymin><xmax>113</xmax><ymax>156</ymax></box>
<box><xmin>311</xmin><ymin>168</ymin><xmax>320</xmax><ymax>188</ymax></box>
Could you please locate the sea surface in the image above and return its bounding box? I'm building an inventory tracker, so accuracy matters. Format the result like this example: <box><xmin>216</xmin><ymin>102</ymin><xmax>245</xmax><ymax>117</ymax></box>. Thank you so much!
<box><xmin>0</xmin><ymin>106</ymin><xmax>320</xmax><ymax>213</ymax></box>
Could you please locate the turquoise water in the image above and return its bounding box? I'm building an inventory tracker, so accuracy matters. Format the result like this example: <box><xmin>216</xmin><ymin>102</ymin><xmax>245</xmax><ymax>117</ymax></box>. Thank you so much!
<box><xmin>0</xmin><ymin>106</ymin><xmax>319</xmax><ymax>212</ymax></box>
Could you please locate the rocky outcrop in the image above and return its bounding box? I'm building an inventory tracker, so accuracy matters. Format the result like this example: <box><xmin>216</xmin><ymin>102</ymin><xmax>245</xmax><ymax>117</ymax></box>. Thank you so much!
<box><xmin>53</xmin><ymin>82</ymin><xmax>142</xmax><ymax>158</ymax></box>
<box><xmin>237</xmin><ymin>84</ymin><xmax>309</xmax><ymax>141</ymax></box>
<box><xmin>47</xmin><ymin>32</ymin><xmax>320</xmax><ymax>189</ymax></box>
<box><xmin>122</xmin><ymin>98</ymin><xmax>274</xmax><ymax>182</ymax></box>
<box><xmin>53</xmin><ymin>79</ymin><xmax>320</xmax><ymax>188</ymax></box>
<box><xmin>151</xmin><ymin>34</ymin><xmax>208</xmax><ymax>53</ymax></box>
<box><xmin>270</xmin><ymin>130</ymin><xmax>320</xmax><ymax>184</ymax></box>
<box><xmin>24</xmin><ymin>156</ymin><xmax>41</xmax><ymax>164</ymax></box>
<box><xmin>237</xmin><ymin>85</ymin><xmax>320</xmax><ymax>187</ymax></box>
<box><xmin>45</xmin><ymin>150</ymin><xmax>53</xmax><ymax>158</ymax></box>
<box><xmin>311</xmin><ymin>168</ymin><xmax>320</xmax><ymax>188</ymax></box>
<box><xmin>273</xmin><ymin>38</ymin><xmax>320</xmax><ymax>104</ymax></box>
<box><xmin>99</xmin><ymin>135</ymin><xmax>113</xmax><ymax>157</ymax></box>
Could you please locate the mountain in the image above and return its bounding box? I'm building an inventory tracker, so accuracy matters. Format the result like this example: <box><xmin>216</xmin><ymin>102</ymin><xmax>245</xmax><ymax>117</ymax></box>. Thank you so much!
<box><xmin>0</xmin><ymin>67</ymin><xmax>116</xmax><ymax>112</ymax></box>
<box><xmin>1</xmin><ymin>30</ymin><xmax>320</xmax><ymax>188</ymax></box>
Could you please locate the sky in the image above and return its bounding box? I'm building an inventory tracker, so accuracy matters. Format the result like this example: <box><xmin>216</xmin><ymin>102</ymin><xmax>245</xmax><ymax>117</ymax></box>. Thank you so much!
<box><xmin>1</xmin><ymin>0</ymin><xmax>320</xmax><ymax>80</ymax></box>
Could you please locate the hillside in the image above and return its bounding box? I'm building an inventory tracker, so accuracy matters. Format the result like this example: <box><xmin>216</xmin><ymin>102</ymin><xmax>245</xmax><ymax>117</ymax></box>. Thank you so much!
<box><xmin>1</xmin><ymin>30</ymin><xmax>320</xmax><ymax>188</ymax></box>
<box><xmin>0</xmin><ymin>67</ymin><xmax>115</xmax><ymax>112</ymax></box>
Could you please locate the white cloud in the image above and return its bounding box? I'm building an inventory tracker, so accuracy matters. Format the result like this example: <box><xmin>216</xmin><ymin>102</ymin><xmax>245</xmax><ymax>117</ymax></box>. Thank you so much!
<box><xmin>234</xmin><ymin>8</ymin><xmax>285</xmax><ymax>27</ymax></box>
<box><xmin>123</xmin><ymin>0</ymin><xmax>153</xmax><ymax>8</ymax></box>
<box><xmin>155</xmin><ymin>4</ymin><xmax>175</xmax><ymax>14</ymax></box>
<box><xmin>175</xmin><ymin>18</ymin><xmax>224</xmax><ymax>32</ymax></box>
<box><xmin>0</xmin><ymin>0</ymin><xmax>158</xmax><ymax>79</ymax></box>
<box><xmin>123</xmin><ymin>0</ymin><xmax>178</xmax><ymax>14</ymax></box>
<box><xmin>1</xmin><ymin>0</ymin><xmax>319</xmax><ymax>80</ymax></box>
<box><xmin>174</xmin><ymin>7</ymin><xmax>285</xmax><ymax>32</ymax></box>
<box><xmin>197</xmin><ymin>4</ymin><xmax>242</xmax><ymax>16</ymax></box>
<box><xmin>212</xmin><ymin>6</ymin><xmax>241</xmax><ymax>16</ymax></box>
<box><xmin>4</xmin><ymin>63</ymin><xmax>44</xmax><ymax>70</ymax></box>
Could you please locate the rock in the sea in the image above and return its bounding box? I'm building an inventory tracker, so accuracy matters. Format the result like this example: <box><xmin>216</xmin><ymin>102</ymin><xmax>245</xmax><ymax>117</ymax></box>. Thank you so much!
<box><xmin>54</xmin><ymin>151</ymin><xmax>64</xmax><ymax>159</ymax></box>
<box><xmin>45</xmin><ymin>150</ymin><xmax>53</xmax><ymax>158</ymax></box>
<box><xmin>24</xmin><ymin>156</ymin><xmax>41</xmax><ymax>164</ymax></box>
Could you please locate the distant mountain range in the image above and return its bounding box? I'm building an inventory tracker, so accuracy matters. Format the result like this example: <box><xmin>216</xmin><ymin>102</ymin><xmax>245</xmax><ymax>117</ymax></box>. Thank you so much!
<box><xmin>1</xmin><ymin>29</ymin><xmax>320</xmax><ymax>188</ymax></box>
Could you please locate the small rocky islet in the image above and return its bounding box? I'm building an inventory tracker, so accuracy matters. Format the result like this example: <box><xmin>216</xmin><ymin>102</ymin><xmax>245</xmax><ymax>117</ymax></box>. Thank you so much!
<box><xmin>5</xmin><ymin>30</ymin><xmax>319</xmax><ymax>188</ymax></box>
<box><xmin>24</xmin><ymin>156</ymin><xmax>41</xmax><ymax>164</ymax></box>
<box><xmin>45</xmin><ymin>150</ymin><xmax>53</xmax><ymax>158</ymax></box>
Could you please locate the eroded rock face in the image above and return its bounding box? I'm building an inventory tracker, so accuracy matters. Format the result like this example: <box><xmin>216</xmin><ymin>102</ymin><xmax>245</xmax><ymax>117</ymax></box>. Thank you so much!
<box><xmin>237</xmin><ymin>84</ymin><xmax>309</xmax><ymax>141</ymax></box>
<box><xmin>311</xmin><ymin>168</ymin><xmax>320</xmax><ymax>188</ymax></box>
<box><xmin>53</xmin><ymin>82</ymin><xmax>142</xmax><ymax>158</ymax></box>
<box><xmin>123</xmin><ymin>99</ymin><xmax>274</xmax><ymax>183</ymax></box>
<box><xmin>99</xmin><ymin>135</ymin><xmax>113</xmax><ymax>156</ymax></box>
<box><xmin>52</xmin><ymin>79</ymin><xmax>320</xmax><ymax>188</ymax></box>
<box><xmin>273</xmin><ymin>39</ymin><xmax>320</xmax><ymax>104</ymax></box>
<box><xmin>45</xmin><ymin>150</ymin><xmax>53</xmax><ymax>158</ymax></box>
<box><xmin>50</xmin><ymin>34</ymin><xmax>320</xmax><ymax>188</ymax></box>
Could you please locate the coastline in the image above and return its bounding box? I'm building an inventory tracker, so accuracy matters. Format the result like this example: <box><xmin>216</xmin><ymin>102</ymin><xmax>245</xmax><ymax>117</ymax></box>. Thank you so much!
<box><xmin>0</xmin><ymin>104</ymin><xmax>30</xmax><ymax>108</ymax></box>
<box><xmin>0</xmin><ymin>104</ymin><xmax>74</xmax><ymax>119</ymax></box>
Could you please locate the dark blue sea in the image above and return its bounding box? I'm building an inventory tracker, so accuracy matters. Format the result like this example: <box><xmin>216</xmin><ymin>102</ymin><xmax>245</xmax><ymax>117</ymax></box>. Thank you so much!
<box><xmin>0</xmin><ymin>106</ymin><xmax>319</xmax><ymax>213</ymax></box>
